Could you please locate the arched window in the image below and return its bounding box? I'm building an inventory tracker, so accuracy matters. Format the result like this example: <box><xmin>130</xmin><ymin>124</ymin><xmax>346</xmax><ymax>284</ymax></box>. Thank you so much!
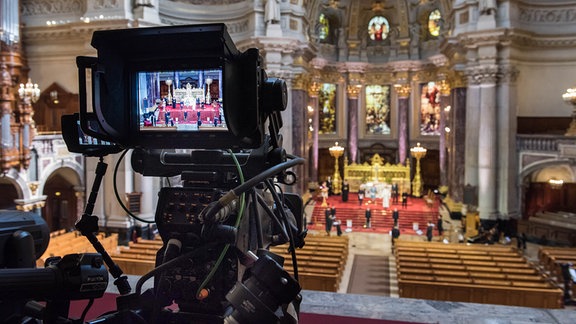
<box><xmin>318</xmin><ymin>13</ymin><xmax>329</xmax><ymax>41</ymax></box>
<box><xmin>368</xmin><ymin>16</ymin><xmax>389</xmax><ymax>41</ymax></box>
<box><xmin>428</xmin><ymin>9</ymin><xmax>442</xmax><ymax>38</ymax></box>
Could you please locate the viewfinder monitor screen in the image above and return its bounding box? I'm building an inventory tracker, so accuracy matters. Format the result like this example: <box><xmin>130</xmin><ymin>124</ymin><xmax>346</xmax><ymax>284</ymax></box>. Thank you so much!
<box><xmin>137</xmin><ymin>68</ymin><xmax>226</xmax><ymax>133</ymax></box>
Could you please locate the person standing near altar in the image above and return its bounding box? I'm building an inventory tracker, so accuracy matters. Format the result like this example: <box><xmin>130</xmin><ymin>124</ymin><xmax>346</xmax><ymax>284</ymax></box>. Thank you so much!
<box><xmin>401</xmin><ymin>192</ymin><xmax>408</xmax><ymax>208</ymax></box>
<box><xmin>358</xmin><ymin>186</ymin><xmax>365</xmax><ymax>206</ymax></box>
<box><xmin>437</xmin><ymin>214</ymin><xmax>444</xmax><ymax>236</ymax></box>
<box><xmin>325</xmin><ymin>206</ymin><xmax>334</xmax><ymax>236</ymax></box>
<box><xmin>426</xmin><ymin>221</ymin><xmax>434</xmax><ymax>242</ymax></box>
<box><xmin>364</xmin><ymin>208</ymin><xmax>372</xmax><ymax>228</ymax></box>
<box><xmin>392</xmin><ymin>182</ymin><xmax>399</xmax><ymax>204</ymax></box>
<box><xmin>382</xmin><ymin>184</ymin><xmax>391</xmax><ymax>209</ymax></box>
<box><xmin>341</xmin><ymin>180</ymin><xmax>349</xmax><ymax>202</ymax></box>
<box><xmin>392</xmin><ymin>208</ymin><xmax>399</xmax><ymax>226</ymax></box>
<box><xmin>391</xmin><ymin>225</ymin><xmax>400</xmax><ymax>249</ymax></box>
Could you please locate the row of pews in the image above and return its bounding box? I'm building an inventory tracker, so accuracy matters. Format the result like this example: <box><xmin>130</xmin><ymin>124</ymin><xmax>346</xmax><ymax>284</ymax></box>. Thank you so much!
<box><xmin>110</xmin><ymin>234</ymin><xmax>349</xmax><ymax>293</ymax></box>
<box><xmin>111</xmin><ymin>239</ymin><xmax>162</xmax><ymax>275</ymax></box>
<box><xmin>395</xmin><ymin>240</ymin><xmax>563</xmax><ymax>309</ymax></box>
<box><xmin>268</xmin><ymin>234</ymin><xmax>349</xmax><ymax>292</ymax></box>
<box><xmin>39</xmin><ymin>230</ymin><xmax>118</xmax><ymax>267</ymax></box>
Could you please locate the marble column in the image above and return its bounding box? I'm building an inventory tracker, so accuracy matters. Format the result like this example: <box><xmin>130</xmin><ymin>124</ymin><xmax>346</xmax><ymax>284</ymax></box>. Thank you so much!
<box><xmin>291</xmin><ymin>87</ymin><xmax>308</xmax><ymax>193</ymax></box>
<box><xmin>395</xmin><ymin>85</ymin><xmax>411</xmax><ymax>164</ymax></box>
<box><xmin>477</xmin><ymin>66</ymin><xmax>499</xmax><ymax>220</ymax></box>
<box><xmin>124</xmin><ymin>149</ymin><xmax>134</xmax><ymax>194</ymax></box>
<box><xmin>438</xmin><ymin>81</ymin><xmax>451</xmax><ymax>188</ymax></box>
<box><xmin>308</xmin><ymin>83</ymin><xmax>320</xmax><ymax>183</ymax></box>
<box><xmin>346</xmin><ymin>85</ymin><xmax>360</xmax><ymax>163</ymax></box>
<box><xmin>74</xmin><ymin>186</ymin><xmax>85</xmax><ymax>224</ymax></box>
<box><xmin>103</xmin><ymin>155</ymin><xmax>132</xmax><ymax>229</ymax></box>
<box><xmin>464</xmin><ymin>81</ymin><xmax>480</xmax><ymax>193</ymax></box>
<box><xmin>448</xmin><ymin>86</ymin><xmax>467</xmax><ymax>203</ymax></box>
<box><xmin>497</xmin><ymin>65</ymin><xmax>519</xmax><ymax>220</ymax></box>
<box><xmin>137</xmin><ymin>174</ymin><xmax>156</xmax><ymax>222</ymax></box>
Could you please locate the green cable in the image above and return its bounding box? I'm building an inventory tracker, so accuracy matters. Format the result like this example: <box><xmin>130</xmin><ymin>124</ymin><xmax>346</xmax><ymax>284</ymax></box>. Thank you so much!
<box><xmin>196</xmin><ymin>149</ymin><xmax>246</xmax><ymax>298</ymax></box>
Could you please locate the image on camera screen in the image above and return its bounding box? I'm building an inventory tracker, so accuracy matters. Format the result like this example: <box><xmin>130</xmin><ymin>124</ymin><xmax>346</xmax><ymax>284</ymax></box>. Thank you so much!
<box><xmin>137</xmin><ymin>68</ymin><xmax>227</xmax><ymax>133</ymax></box>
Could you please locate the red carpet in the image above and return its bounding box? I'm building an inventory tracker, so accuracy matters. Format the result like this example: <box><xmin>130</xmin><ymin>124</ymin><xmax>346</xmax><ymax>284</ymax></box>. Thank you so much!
<box><xmin>70</xmin><ymin>293</ymin><xmax>421</xmax><ymax>323</ymax></box>
<box><xmin>309</xmin><ymin>195</ymin><xmax>438</xmax><ymax>235</ymax></box>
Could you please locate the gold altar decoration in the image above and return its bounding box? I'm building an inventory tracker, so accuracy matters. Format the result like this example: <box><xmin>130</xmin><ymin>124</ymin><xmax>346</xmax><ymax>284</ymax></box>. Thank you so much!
<box><xmin>329</xmin><ymin>142</ymin><xmax>344</xmax><ymax>195</ymax></box>
<box><xmin>562</xmin><ymin>86</ymin><xmax>576</xmax><ymax>136</ymax></box>
<box><xmin>410</xmin><ymin>142</ymin><xmax>427</xmax><ymax>197</ymax></box>
<box><xmin>343</xmin><ymin>153</ymin><xmax>411</xmax><ymax>193</ymax></box>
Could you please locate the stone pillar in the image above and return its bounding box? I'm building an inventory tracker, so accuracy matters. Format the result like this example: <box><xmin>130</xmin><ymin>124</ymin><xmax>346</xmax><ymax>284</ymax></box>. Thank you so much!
<box><xmin>448</xmin><ymin>85</ymin><xmax>467</xmax><ymax>203</ymax></box>
<box><xmin>308</xmin><ymin>82</ymin><xmax>320</xmax><ymax>182</ymax></box>
<box><xmin>395</xmin><ymin>85</ymin><xmax>411</xmax><ymax>164</ymax></box>
<box><xmin>103</xmin><ymin>155</ymin><xmax>131</xmax><ymax>229</ymax></box>
<box><xmin>346</xmin><ymin>85</ymin><xmax>360</xmax><ymax>163</ymax></box>
<box><xmin>438</xmin><ymin>80</ymin><xmax>451</xmax><ymax>188</ymax></box>
<box><xmin>74</xmin><ymin>186</ymin><xmax>85</xmax><ymax>224</ymax></box>
<box><xmin>476</xmin><ymin>66</ymin><xmax>499</xmax><ymax>220</ymax></box>
<box><xmin>138</xmin><ymin>174</ymin><xmax>156</xmax><ymax>222</ymax></box>
<box><xmin>291</xmin><ymin>81</ymin><xmax>308</xmax><ymax>193</ymax></box>
<box><xmin>464</xmin><ymin>81</ymin><xmax>480</xmax><ymax>192</ymax></box>
<box><xmin>124</xmin><ymin>149</ymin><xmax>134</xmax><ymax>194</ymax></box>
<box><xmin>497</xmin><ymin>65</ymin><xmax>519</xmax><ymax>220</ymax></box>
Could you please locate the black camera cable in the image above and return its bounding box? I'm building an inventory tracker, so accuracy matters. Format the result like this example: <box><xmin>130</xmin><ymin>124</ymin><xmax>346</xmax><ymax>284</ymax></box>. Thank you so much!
<box><xmin>113</xmin><ymin>149</ymin><xmax>155</xmax><ymax>224</ymax></box>
<box><xmin>264</xmin><ymin>178</ymin><xmax>299</xmax><ymax>282</ymax></box>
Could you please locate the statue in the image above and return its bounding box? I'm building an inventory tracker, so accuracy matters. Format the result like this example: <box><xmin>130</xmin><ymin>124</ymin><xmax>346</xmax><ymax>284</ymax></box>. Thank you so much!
<box><xmin>265</xmin><ymin>0</ymin><xmax>281</xmax><ymax>25</ymax></box>
<box><xmin>479</xmin><ymin>0</ymin><xmax>497</xmax><ymax>15</ymax></box>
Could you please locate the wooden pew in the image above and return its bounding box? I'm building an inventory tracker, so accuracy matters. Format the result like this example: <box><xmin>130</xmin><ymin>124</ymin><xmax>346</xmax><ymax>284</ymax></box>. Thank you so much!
<box><xmin>398</xmin><ymin>280</ymin><xmax>563</xmax><ymax>309</ymax></box>
<box><xmin>395</xmin><ymin>239</ymin><xmax>561</xmax><ymax>308</ymax></box>
<box><xmin>269</xmin><ymin>234</ymin><xmax>348</xmax><ymax>292</ymax></box>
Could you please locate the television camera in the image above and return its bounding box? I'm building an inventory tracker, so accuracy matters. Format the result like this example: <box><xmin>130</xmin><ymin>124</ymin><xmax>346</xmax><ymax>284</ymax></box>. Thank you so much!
<box><xmin>1</xmin><ymin>24</ymin><xmax>307</xmax><ymax>323</ymax></box>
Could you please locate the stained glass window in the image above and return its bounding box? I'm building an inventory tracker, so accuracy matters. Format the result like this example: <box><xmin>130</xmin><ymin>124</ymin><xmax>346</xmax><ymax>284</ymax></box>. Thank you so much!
<box><xmin>428</xmin><ymin>9</ymin><xmax>442</xmax><ymax>38</ymax></box>
<box><xmin>368</xmin><ymin>16</ymin><xmax>390</xmax><ymax>41</ymax></box>
<box><xmin>365</xmin><ymin>85</ymin><xmax>391</xmax><ymax>135</ymax></box>
<box><xmin>319</xmin><ymin>83</ymin><xmax>337</xmax><ymax>134</ymax></box>
<box><xmin>420</xmin><ymin>82</ymin><xmax>441</xmax><ymax>136</ymax></box>
<box><xmin>318</xmin><ymin>13</ymin><xmax>329</xmax><ymax>41</ymax></box>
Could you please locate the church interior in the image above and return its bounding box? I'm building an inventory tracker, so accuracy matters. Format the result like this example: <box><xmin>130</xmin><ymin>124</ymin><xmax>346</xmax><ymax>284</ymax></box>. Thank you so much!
<box><xmin>1</xmin><ymin>0</ymin><xmax>576</xmax><ymax>322</ymax></box>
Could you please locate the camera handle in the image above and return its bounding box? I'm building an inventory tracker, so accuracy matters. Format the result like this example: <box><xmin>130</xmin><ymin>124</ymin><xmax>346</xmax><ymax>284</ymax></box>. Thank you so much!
<box><xmin>75</xmin><ymin>156</ymin><xmax>132</xmax><ymax>295</ymax></box>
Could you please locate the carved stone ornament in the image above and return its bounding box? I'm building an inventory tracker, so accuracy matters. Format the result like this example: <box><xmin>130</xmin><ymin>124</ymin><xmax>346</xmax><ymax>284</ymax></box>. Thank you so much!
<box><xmin>465</xmin><ymin>65</ymin><xmax>500</xmax><ymax>85</ymax></box>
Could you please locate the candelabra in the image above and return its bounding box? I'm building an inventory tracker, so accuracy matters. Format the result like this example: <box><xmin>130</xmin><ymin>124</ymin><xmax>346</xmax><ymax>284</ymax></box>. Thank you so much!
<box><xmin>562</xmin><ymin>87</ymin><xmax>576</xmax><ymax>136</ymax></box>
<box><xmin>329</xmin><ymin>142</ymin><xmax>344</xmax><ymax>195</ymax></box>
<box><xmin>165</xmin><ymin>79</ymin><xmax>173</xmax><ymax>102</ymax></box>
<box><xmin>205</xmin><ymin>78</ymin><xmax>213</xmax><ymax>103</ymax></box>
<box><xmin>410</xmin><ymin>142</ymin><xmax>427</xmax><ymax>197</ymax></box>
<box><xmin>18</xmin><ymin>78</ymin><xmax>41</xmax><ymax>170</ymax></box>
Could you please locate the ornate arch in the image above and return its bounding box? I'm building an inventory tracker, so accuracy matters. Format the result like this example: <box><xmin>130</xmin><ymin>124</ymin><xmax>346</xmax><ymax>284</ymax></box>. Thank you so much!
<box><xmin>1</xmin><ymin>168</ymin><xmax>28</xmax><ymax>200</ymax></box>
<box><xmin>38</xmin><ymin>160</ymin><xmax>84</xmax><ymax>196</ymax></box>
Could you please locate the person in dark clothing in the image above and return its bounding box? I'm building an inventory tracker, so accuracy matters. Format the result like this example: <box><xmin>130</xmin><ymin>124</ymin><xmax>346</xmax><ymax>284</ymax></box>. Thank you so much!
<box><xmin>391</xmin><ymin>225</ymin><xmax>400</xmax><ymax>249</ymax></box>
<box><xmin>426</xmin><ymin>222</ymin><xmax>434</xmax><ymax>242</ymax></box>
<box><xmin>401</xmin><ymin>192</ymin><xmax>408</xmax><ymax>208</ymax></box>
<box><xmin>437</xmin><ymin>215</ymin><xmax>444</xmax><ymax>236</ymax></box>
<box><xmin>392</xmin><ymin>208</ymin><xmax>399</xmax><ymax>226</ymax></box>
<box><xmin>364</xmin><ymin>208</ymin><xmax>372</xmax><ymax>228</ymax></box>
<box><xmin>326</xmin><ymin>176</ymin><xmax>333</xmax><ymax>196</ymax></box>
<box><xmin>341</xmin><ymin>180</ymin><xmax>350</xmax><ymax>202</ymax></box>
<box><xmin>325</xmin><ymin>207</ymin><xmax>333</xmax><ymax>236</ymax></box>
<box><xmin>358</xmin><ymin>188</ymin><xmax>365</xmax><ymax>206</ymax></box>
<box><xmin>391</xmin><ymin>183</ymin><xmax>399</xmax><ymax>204</ymax></box>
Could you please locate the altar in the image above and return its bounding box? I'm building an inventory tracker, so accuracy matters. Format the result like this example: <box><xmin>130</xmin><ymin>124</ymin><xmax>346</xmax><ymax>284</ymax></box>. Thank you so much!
<box><xmin>343</xmin><ymin>154</ymin><xmax>411</xmax><ymax>195</ymax></box>
<box><xmin>155</xmin><ymin>102</ymin><xmax>221</xmax><ymax>125</ymax></box>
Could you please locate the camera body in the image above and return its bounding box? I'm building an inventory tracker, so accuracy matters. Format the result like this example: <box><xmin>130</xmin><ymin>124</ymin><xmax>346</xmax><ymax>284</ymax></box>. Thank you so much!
<box><xmin>57</xmin><ymin>23</ymin><xmax>305</xmax><ymax>323</ymax></box>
